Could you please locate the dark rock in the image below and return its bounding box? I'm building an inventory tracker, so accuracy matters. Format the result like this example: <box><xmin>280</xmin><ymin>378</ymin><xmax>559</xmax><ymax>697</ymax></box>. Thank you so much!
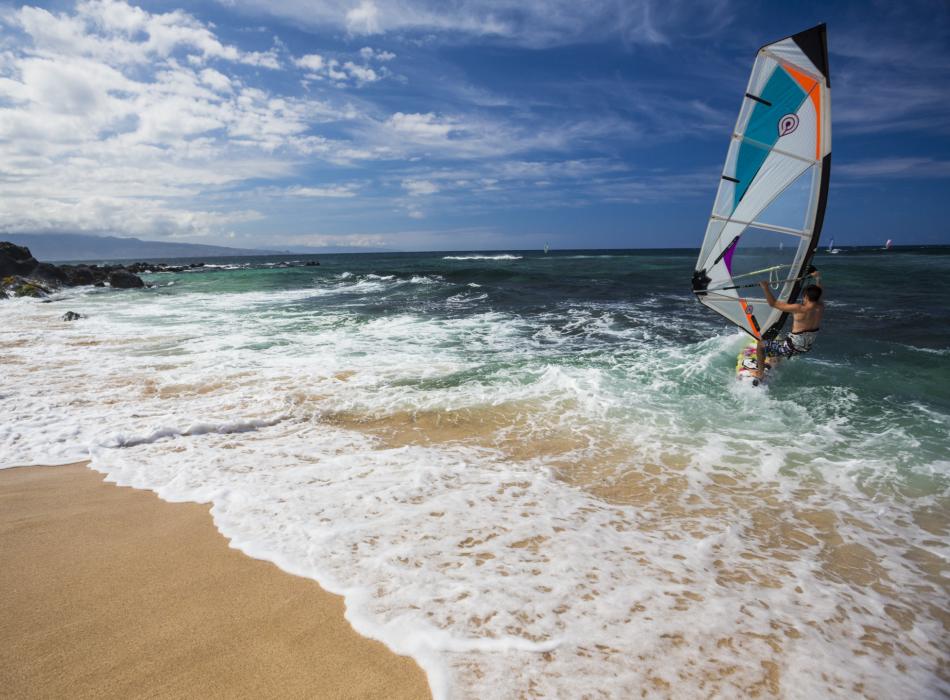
<box><xmin>33</xmin><ymin>261</ymin><xmax>69</xmax><ymax>285</ymax></box>
<box><xmin>0</xmin><ymin>242</ymin><xmax>38</xmax><ymax>278</ymax></box>
<box><xmin>0</xmin><ymin>241</ymin><xmax>196</xmax><ymax>300</ymax></box>
<box><xmin>60</xmin><ymin>265</ymin><xmax>97</xmax><ymax>285</ymax></box>
<box><xmin>126</xmin><ymin>262</ymin><xmax>157</xmax><ymax>273</ymax></box>
<box><xmin>108</xmin><ymin>270</ymin><xmax>145</xmax><ymax>288</ymax></box>
<box><xmin>62</xmin><ymin>311</ymin><xmax>83</xmax><ymax>321</ymax></box>
<box><xmin>305</xmin><ymin>261</ymin><xmax>320</xmax><ymax>266</ymax></box>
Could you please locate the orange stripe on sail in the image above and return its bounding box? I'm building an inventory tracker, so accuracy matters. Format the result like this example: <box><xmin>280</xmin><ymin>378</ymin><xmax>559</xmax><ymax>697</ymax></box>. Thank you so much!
<box><xmin>739</xmin><ymin>299</ymin><xmax>761</xmax><ymax>339</ymax></box>
<box><xmin>785</xmin><ymin>64</ymin><xmax>822</xmax><ymax>160</ymax></box>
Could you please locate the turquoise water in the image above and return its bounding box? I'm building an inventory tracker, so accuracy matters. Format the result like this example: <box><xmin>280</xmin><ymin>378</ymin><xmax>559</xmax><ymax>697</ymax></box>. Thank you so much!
<box><xmin>128</xmin><ymin>247</ymin><xmax>950</xmax><ymax>491</ymax></box>
<box><xmin>3</xmin><ymin>247</ymin><xmax>948</xmax><ymax>698</ymax></box>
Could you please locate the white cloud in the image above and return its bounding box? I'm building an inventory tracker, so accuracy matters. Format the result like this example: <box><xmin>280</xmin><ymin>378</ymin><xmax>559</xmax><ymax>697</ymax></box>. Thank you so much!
<box><xmin>836</xmin><ymin>157</ymin><xmax>950</xmax><ymax>179</ymax></box>
<box><xmin>11</xmin><ymin>1</ymin><xmax>281</xmax><ymax>69</ymax></box>
<box><xmin>342</xmin><ymin>62</ymin><xmax>378</xmax><ymax>83</ymax></box>
<box><xmin>293</xmin><ymin>48</ymin><xmax>391</xmax><ymax>86</ymax></box>
<box><xmin>345</xmin><ymin>1</ymin><xmax>382</xmax><ymax>35</ymax></box>
<box><xmin>402</xmin><ymin>179</ymin><xmax>439</xmax><ymax>196</ymax></box>
<box><xmin>280</xmin><ymin>232</ymin><xmax>389</xmax><ymax>248</ymax></box>
<box><xmin>0</xmin><ymin>0</ymin><xmax>370</xmax><ymax>238</ymax></box>
<box><xmin>294</xmin><ymin>53</ymin><xmax>325</xmax><ymax>71</ymax></box>
<box><xmin>360</xmin><ymin>46</ymin><xmax>395</xmax><ymax>61</ymax></box>
<box><xmin>0</xmin><ymin>192</ymin><xmax>262</xmax><ymax>238</ymax></box>
<box><xmin>200</xmin><ymin>67</ymin><xmax>232</xmax><ymax>92</ymax></box>
<box><xmin>387</xmin><ymin>112</ymin><xmax>456</xmax><ymax>140</ymax></box>
<box><xmin>287</xmin><ymin>185</ymin><xmax>360</xmax><ymax>197</ymax></box>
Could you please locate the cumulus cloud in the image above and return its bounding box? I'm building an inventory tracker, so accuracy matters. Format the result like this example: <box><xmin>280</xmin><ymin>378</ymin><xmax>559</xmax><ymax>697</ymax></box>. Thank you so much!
<box><xmin>0</xmin><ymin>0</ymin><xmax>370</xmax><ymax>238</ymax></box>
<box><xmin>402</xmin><ymin>179</ymin><xmax>440</xmax><ymax>196</ymax></box>
<box><xmin>293</xmin><ymin>46</ymin><xmax>392</xmax><ymax>86</ymax></box>
<box><xmin>387</xmin><ymin>112</ymin><xmax>456</xmax><ymax>140</ymax></box>
<box><xmin>360</xmin><ymin>46</ymin><xmax>396</xmax><ymax>61</ymax></box>
<box><xmin>295</xmin><ymin>53</ymin><xmax>325</xmax><ymax>71</ymax></box>
<box><xmin>11</xmin><ymin>0</ymin><xmax>282</xmax><ymax>68</ymax></box>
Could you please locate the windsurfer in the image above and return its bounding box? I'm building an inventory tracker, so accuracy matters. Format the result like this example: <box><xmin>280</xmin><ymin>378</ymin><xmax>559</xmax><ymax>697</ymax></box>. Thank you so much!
<box><xmin>753</xmin><ymin>270</ymin><xmax>823</xmax><ymax>376</ymax></box>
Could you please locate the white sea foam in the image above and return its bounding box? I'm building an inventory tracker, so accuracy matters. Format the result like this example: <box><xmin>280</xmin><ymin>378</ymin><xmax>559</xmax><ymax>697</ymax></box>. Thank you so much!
<box><xmin>1</xmin><ymin>286</ymin><xmax>946</xmax><ymax>699</ymax></box>
<box><xmin>443</xmin><ymin>254</ymin><xmax>522</xmax><ymax>261</ymax></box>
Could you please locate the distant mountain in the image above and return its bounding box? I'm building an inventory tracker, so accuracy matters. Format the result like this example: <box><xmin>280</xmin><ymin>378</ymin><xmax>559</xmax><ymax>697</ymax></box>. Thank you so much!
<box><xmin>2</xmin><ymin>233</ymin><xmax>282</xmax><ymax>262</ymax></box>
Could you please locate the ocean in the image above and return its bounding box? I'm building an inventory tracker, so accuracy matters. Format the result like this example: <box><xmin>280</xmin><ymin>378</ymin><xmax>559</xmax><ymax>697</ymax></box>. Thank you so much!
<box><xmin>2</xmin><ymin>247</ymin><xmax>947</xmax><ymax>698</ymax></box>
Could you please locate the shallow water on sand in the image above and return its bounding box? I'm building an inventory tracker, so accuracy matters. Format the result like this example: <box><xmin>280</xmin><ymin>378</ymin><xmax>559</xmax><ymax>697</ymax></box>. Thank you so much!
<box><xmin>2</xmin><ymin>248</ymin><xmax>948</xmax><ymax>698</ymax></box>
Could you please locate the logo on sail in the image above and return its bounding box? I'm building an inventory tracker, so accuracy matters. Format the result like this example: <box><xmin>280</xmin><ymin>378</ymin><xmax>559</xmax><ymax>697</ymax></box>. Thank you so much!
<box><xmin>778</xmin><ymin>114</ymin><xmax>799</xmax><ymax>137</ymax></box>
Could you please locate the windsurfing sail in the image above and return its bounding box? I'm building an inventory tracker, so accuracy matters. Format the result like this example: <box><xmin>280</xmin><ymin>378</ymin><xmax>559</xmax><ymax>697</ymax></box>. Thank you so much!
<box><xmin>827</xmin><ymin>237</ymin><xmax>834</xmax><ymax>252</ymax></box>
<box><xmin>692</xmin><ymin>24</ymin><xmax>831</xmax><ymax>340</ymax></box>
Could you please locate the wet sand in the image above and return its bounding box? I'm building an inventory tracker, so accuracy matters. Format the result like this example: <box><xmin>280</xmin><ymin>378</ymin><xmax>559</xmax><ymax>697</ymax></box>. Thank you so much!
<box><xmin>0</xmin><ymin>463</ymin><xmax>430</xmax><ymax>700</ymax></box>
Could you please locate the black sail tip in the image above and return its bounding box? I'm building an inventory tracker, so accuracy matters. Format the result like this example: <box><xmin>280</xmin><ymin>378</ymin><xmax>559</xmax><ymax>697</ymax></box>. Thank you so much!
<box><xmin>791</xmin><ymin>24</ymin><xmax>830</xmax><ymax>86</ymax></box>
<box><xmin>757</xmin><ymin>24</ymin><xmax>830</xmax><ymax>87</ymax></box>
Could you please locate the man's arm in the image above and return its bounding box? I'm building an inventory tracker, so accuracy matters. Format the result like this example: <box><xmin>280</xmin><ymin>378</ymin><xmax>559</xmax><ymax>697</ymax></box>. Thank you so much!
<box><xmin>759</xmin><ymin>281</ymin><xmax>803</xmax><ymax>312</ymax></box>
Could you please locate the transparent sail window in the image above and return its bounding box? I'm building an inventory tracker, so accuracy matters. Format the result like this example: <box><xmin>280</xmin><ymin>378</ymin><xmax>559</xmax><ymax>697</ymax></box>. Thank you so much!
<box><xmin>726</xmin><ymin>226</ymin><xmax>805</xmax><ymax>295</ymax></box>
<box><xmin>753</xmin><ymin>165</ymin><xmax>818</xmax><ymax>232</ymax></box>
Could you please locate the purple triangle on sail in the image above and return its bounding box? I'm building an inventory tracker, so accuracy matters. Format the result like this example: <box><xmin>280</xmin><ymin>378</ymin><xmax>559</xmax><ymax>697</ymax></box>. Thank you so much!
<box><xmin>722</xmin><ymin>238</ymin><xmax>739</xmax><ymax>274</ymax></box>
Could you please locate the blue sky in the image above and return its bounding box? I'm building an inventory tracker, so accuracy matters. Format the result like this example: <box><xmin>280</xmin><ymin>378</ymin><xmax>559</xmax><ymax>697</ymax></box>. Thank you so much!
<box><xmin>0</xmin><ymin>0</ymin><xmax>947</xmax><ymax>251</ymax></box>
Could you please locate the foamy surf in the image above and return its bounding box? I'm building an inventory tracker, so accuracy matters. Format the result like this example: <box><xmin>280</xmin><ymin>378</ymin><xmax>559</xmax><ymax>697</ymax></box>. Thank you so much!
<box><xmin>443</xmin><ymin>254</ymin><xmax>523</xmax><ymax>261</ymax></box>
<box><xmin>2</xmin><ymin>250</ymin><xmax>947</xmax><ymax>699</ymax></box>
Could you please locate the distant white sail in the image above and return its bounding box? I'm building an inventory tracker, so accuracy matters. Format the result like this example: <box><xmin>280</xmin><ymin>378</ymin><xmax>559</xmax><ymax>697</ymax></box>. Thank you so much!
<box><xmin>692</xmin><ymin>24</ymin><xmax>831</xmax><ymax>340</ymax></box>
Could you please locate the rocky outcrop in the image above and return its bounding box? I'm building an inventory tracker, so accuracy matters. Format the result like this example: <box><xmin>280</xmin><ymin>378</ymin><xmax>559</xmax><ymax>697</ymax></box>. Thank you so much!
<box><xmin>60</xmin><ymin>265</ymin><xmax>96</xmax><ymax>285</ymax></box>
<box><xmin>0</xmin><ymin>243</ymin><xmax>38</xmax><ymax>278</ymax></box>
<box><xmin>33</xmin><ymin>262</ymin><xmax>70</xmax><ymax>286</ymax></box>
<box><xmin>125</xmin><ymin>261</ymin><xmax>205</xmax><ymax>274</ymax></box>
<box><xmin>0</xmin><ymin>241</ymin><xmax>147</xmax><ymax>297</ymax></box>
<box><xmin>108</xmin><ymin>270</ymin><xmax>145</xmax><ymax>289</ymax></box>
<box><xmin>62</xmin><ymin>311</ymin><xmax>83</xmax><ymax>321</ymax></box>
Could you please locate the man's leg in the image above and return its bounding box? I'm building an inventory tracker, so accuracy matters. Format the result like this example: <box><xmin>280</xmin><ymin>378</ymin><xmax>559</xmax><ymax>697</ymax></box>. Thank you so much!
<box><xmin>755</xmin><ymin>340</ymin><xmax>766</xmax><ymax>378</ymax></box>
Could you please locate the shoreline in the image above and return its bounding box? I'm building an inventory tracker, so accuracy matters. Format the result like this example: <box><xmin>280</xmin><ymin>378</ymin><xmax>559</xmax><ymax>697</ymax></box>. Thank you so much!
<box><xmin>0</xmin><ymin>462</ymin><xmax>430</xmax><ymax>699</ymax></box>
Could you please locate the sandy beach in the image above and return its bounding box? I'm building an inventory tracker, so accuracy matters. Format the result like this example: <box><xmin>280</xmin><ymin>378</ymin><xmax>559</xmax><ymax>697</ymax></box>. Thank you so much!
<box><xmin>0</xmin><ymin>463</ymin><xmax>430</xmax><ymax>700</ymax></box>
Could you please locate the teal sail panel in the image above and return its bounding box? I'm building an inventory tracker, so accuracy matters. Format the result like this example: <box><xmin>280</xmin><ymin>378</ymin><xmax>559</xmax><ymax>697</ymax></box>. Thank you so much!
<box><xmin>734</xmin><ymin>68</ymin><xmax>808</xmax><ymax>209</ymax></box>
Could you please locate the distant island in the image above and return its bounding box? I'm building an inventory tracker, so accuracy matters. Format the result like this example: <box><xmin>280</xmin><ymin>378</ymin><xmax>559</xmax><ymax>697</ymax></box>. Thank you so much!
<box><xmin>1</xmin><ymin>233</ymin><xmax>283</xmax><ymax>262</ymax></box>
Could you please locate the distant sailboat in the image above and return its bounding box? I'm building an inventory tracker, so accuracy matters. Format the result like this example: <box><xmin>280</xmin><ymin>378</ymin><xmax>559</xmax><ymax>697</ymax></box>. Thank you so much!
<box><xmin>544</xmin><ymin>242</ymin><xmax>549</xmax><ymax>254</ymax></box>
<box><xmin>828</xmin><ymin>237</ymin><xmax>840</xmax><ymax>254</ymax></box>
<box><xmin>885</xmin><ymin>239</ymin><xmax>893</xmax><ymax>250</ymax></box>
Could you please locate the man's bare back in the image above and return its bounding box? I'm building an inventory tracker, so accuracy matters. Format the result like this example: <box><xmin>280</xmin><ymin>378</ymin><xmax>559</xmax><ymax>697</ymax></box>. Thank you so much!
<box><xmin>787</xmin><ymin>297</ymin><xmax>823</xmax><ymax>332</ymax></box>
<box><xmin>760</xmin><ymin>271</ymin><xmax>823</xmax><ymax>332</ymax></box>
